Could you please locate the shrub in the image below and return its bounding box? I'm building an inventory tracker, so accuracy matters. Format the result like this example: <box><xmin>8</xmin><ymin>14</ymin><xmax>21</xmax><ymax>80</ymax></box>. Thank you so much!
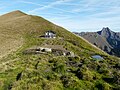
<box><xmin>95</xmin><ymin>81</ymin><xmax>111</xmax><ymax>90</ymax></box>
<box><xmin>52</xmin><ymin>64</ymin><xmax>66</xmax><ymax>74</ymax></box>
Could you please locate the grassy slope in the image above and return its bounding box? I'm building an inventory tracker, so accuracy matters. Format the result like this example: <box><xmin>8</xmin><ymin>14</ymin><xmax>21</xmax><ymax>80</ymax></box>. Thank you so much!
<box><xmin>0</xmin><ymin>11</ymin><xmax>119</xmax><ymax>90</ymax></box>
<box><xmin>0</xmin><ymin>10</ymin><xmax>106</xmax><ymax>54</ymax></box>
<box><xmin>0</xmin><ymin>11</ymin><xmax>25</xmax><ymax>59</ymax></box>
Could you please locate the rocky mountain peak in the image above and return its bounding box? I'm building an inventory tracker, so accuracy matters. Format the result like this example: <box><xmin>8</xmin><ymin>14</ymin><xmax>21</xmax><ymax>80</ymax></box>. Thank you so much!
<box><xmin>97</xmin><ymin>27</ymin><xmax>114</xmax><ymax>38</ymax></box>
<box><xmin>101</xmin><ymin>27</ymin><xmax>112</xmax><ymax>33</ymax></box>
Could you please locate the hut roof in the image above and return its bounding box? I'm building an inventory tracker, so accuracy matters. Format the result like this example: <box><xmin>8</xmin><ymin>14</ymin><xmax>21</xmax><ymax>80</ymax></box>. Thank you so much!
<box><xmin>46</xmin><ymin>30</ymin><xmax>56</xmax><ymax>34</ymax></box>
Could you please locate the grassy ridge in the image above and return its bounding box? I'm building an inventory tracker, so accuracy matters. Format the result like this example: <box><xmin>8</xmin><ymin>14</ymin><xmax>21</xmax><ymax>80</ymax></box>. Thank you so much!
<box><xmin>0</xmin><ymin>36</ymin><xmax>119</xmax><ymax>90</ymax></box>
<box><xmin>0</xmin><ymin>11</ymin><xmax>119</xmax><ymax>90</ymax></box>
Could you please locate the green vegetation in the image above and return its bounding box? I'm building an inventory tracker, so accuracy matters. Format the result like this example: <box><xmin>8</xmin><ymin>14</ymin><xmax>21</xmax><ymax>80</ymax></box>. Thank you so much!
<box><xmin>0</xmin><ymin>11</ymin><xmax>120</xmax><ymax>90</ymax></box>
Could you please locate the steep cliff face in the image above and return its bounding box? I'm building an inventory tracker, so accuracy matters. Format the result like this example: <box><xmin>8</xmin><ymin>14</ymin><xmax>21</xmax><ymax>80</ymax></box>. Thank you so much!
<box><xmin>97</xmin><ymin>27</ymin><xmax>120</xmax><ymax>56</ymax></box>
<box><xmin>98</xmin><ymin>27</ymin><xmax>120</xmax><ymax>48</ymax></box>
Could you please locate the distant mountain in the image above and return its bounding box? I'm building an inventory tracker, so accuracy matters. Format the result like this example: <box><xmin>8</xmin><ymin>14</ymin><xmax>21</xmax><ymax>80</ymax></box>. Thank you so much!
<box><xmin>74</xmin><ymin>27</ymin><xmax>120</xmax><ymax>57</ymax></box>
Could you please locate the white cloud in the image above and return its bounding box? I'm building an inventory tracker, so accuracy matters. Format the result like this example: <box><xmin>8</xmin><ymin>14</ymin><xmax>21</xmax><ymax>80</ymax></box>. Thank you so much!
<box><xmin>19</xmin><ymin>1</ymin><xmax>44</xmax><ymax>7</ymax></box>
<box><xmin>28</xmin><ymin>0</ymin><xmax>74</xmax><ymax>14</ymax></box>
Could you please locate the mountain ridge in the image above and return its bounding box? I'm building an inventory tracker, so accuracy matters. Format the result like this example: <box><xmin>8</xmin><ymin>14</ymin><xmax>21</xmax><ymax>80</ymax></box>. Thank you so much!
<box><xmin>0</xmin><ymin>10</ymin><xmax>105</xmax><ymax>56</ymax></box>
<box><xmin>0</xmin><ymin>11</ymin><xmax>119</xmax><ymax>90</ymax></box>
<box><xmin>74</xmin><ymin>27</ymin><xmax>120</xmax><ymax>57</ymax></box>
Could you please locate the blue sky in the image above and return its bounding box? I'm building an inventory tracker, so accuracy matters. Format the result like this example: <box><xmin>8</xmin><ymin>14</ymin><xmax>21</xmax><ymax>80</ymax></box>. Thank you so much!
<box><xmin>0</xmin><ymin>0</ymin><xmax>120</xmax><ymax>32</ymax></box>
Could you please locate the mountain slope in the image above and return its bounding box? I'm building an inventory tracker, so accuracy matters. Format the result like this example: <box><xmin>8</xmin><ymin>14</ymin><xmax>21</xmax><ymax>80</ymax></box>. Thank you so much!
<box><xmin>0</xmin><ymin>11</ymin><xmax>120</xmax><ymax>90</ymax></box>
<box><xmin>74</xmin><ymin>27</ymin><xmax>120</xmax><ymax>57</ymax></box>
<box><xmin>0</xmin><ymin>10</ymin><xmax>105</xmax><ymax>59</ymax></box>
<box><xmin>0</xmin><ymin>10</ymin><xmax>25</xmax><ymax>58</ymax></box>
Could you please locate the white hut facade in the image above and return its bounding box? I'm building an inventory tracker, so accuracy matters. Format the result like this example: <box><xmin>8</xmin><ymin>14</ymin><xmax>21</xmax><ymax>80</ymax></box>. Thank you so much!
<box><xmin>45</xmin><ymin>31</ymin><xmax>56</xmax><ymax>38</ymax></box>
